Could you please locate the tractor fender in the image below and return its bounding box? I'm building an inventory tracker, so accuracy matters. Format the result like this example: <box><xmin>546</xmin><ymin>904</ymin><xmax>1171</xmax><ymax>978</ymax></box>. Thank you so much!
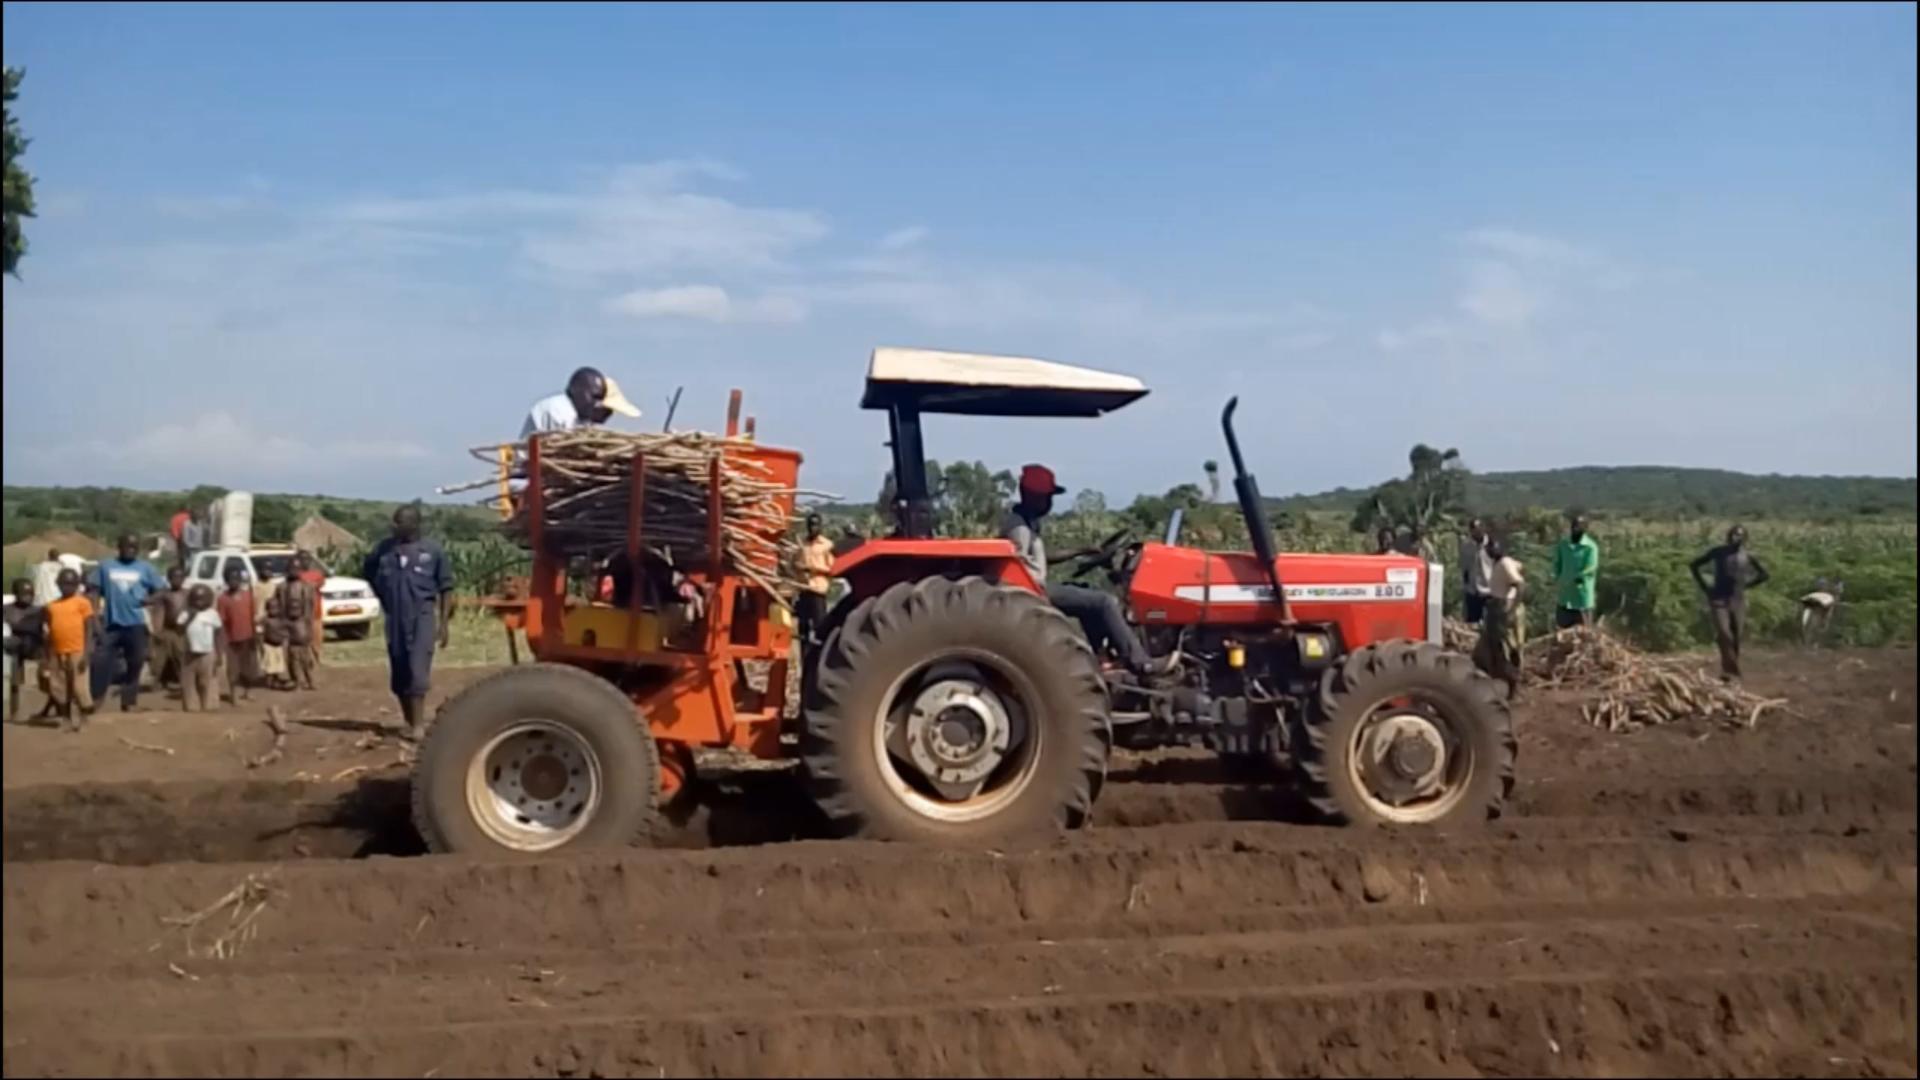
<box><xmin>831</xmin><ymin>539</ymin><xmax>1042</xmax><ymax>603</ymax></box>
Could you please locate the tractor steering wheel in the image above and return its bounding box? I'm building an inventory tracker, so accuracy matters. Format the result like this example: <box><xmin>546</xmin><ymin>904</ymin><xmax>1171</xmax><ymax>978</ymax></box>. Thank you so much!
<box><xmin>1068</xmin><ymin>527</ymin><xmax>1137</xmax><ymax>583</ymax></box>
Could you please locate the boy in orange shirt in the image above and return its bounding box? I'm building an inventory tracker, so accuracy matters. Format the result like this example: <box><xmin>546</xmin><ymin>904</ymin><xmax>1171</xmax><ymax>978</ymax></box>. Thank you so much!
<box><xmin>42</xmin><ymin>569</ymin><xmax>95</xmax><ymax>731</ymax></box>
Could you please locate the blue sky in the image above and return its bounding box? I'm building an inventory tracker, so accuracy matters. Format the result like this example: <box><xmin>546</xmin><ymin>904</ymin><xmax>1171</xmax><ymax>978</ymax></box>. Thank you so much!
<box><xmin>3</xmin><ymin>2</ymin><xmax>1914</xmax><ymax>506</ymax></box>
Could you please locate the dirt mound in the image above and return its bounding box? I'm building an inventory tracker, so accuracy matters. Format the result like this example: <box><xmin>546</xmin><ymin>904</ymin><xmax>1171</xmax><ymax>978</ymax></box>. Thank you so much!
<box><xmin>3</xmin><ymin>819</ymin><xmax>1914</xmax><ymax>1076</ymax></box>
<box><xmin>3</xmin><ymin>529</ymin><xmax>111</xmax><ymax>566</ymax></box>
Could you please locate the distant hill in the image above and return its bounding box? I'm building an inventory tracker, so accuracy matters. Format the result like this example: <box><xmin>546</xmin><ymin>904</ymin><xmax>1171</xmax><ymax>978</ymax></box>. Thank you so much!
<box><xmin>1272</xmin><ymin>466</ymin><xmax>1916</xmax><ymax>519</ymax></box>
<box><xmin>2</xmin><ymin>485</ymin><xmax>497</xmax><ymax>551</ymax></box>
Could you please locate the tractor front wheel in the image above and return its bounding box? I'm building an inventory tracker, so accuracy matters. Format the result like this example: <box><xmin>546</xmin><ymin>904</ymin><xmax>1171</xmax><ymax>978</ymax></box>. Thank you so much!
<box><xmin>411</xmin><ymin>664</ymin><xmax>661</xmax><ymax>855</ymax></box>
<box><xmin>801</xmin><ymin>576</ymin><xmax>1111</xmax><ymax>843</ymax></box>
<box><xmin>1295</xmin><ymin>640</ymin><xmax>1515</xmax><ymax>827</ymax></box>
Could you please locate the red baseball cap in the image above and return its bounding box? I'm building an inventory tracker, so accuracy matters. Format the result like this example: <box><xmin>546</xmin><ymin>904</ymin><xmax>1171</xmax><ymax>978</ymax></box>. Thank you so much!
<box><xmin>1020</xmin><ymin>464</ymin><xmax>1066</xmax><ymax>496</ymax></box>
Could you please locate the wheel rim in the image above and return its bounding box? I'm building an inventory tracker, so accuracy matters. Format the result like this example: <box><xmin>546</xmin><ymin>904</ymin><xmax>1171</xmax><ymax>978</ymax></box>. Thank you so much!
<box><xmin>1345</xmin><ymin>696</ymin><xmax>1474</xmax><ymax>824</ymax></box>
<box><xmin>872</xmin><ymin>649</ymin><xmax>1042</xmax><ymax>824</ymax></box>
<box><xmin>465</xmin><ymin>721</ymin><xmax>604</xmax><ymax>851</ymax></box>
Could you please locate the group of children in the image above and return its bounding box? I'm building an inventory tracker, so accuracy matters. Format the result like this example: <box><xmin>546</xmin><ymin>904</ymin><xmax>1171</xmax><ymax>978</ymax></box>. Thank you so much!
<box><xmin>4</xmin><ymin>562</ymin><xmax>321</xmax><ymax>730</ymax></box>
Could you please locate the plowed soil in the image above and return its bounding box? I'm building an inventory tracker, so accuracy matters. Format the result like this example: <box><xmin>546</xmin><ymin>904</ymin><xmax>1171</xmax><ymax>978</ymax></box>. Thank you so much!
<box><xmin>4</xmin><ymin>647</ymin><xmax>1915</xmax><ymax>1077</ymax></box>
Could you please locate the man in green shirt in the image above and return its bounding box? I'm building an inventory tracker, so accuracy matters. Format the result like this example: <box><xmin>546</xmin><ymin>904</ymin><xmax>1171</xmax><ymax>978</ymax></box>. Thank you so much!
<box><xmin>1551</xmin><ymin>514</ymin><xmax>1600</xmax><ymax>629</ymax></box>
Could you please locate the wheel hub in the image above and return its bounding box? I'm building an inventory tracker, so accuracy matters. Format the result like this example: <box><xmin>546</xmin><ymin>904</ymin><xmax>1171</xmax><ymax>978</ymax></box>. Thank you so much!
<box><xmin>902</xmin><ymin>678</ymin><xmax>1011</xmax><ymax>795</ymax></box>
<box><xmin>1360</xmin><ymin>713</ymin><xmax>1448</xmax><ymax>806</ymax></box>
<box><xmin>467</xmin><ymin>723</ymin><xmax>600</xmax><ymax>850</ymax></box>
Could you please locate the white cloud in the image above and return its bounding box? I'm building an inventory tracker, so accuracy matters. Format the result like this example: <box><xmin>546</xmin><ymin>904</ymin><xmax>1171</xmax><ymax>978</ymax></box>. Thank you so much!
<box><xmin>1457</xmin><ymin>259</ymin><xmax>1545</xmax><ymax>328</ymax></box>
<box><xmin>1271</xmin><ymin>329</ymin><xmax>1336</xmax><ymax>353</ymax></box>
<box><xmin>30</xmin><ymin>412</ymin><xmax>429</xmax><ymax>476</ymax></box>
<box><xmin>604</xmin><ymin>284</ymin><xmax>808</xmax><ymax>324</ymax></box>
<box><xmin>333</xmin><ymin>161</ymin><xmax>827</xmax><ymax>280</ymax></box>
<box><xmin>1459</xmin><ymin>228</ymin><xmax>1596</xmax><ymax>266</ymax></box>
<box><xmin>1377</xmin><ymin>227</ymin><xmax>1630</xmax><ymax>350</ymax></box>
<box><xmin>1376</xmin><ymin>321</ymin><xmax>1461</xmax><ymax>352</ymax></box>
<box><xmin>878</xmin><ymin>225</ymin><xmax>931</xmax><ymax>251</ymax></box>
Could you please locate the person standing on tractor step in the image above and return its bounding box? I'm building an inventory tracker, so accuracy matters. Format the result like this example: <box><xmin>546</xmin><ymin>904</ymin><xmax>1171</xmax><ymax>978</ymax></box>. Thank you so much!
<box><xmin>149</xmin><ymin>566</ymin><xmax>190</xmax><ymax>692</ymax></box>
<box><xmin>797</xmin><ymin>512</ymin><xmax>835</xmax><ymax>648</ymax></box>
<box><xmin>1551</xmin><ymin>515</ymin><xmax>1600</xmax><ymax>629</ymax></box>
<box><xmin>43</xmin><ymin>569</ymin><xmax>95</xmax><ymax>730</ymax></box>
<box><xmin>521</xmin><ymin>366</ymin><xmax>642</xmax><ymax>439</ymax></box>
<box><xmin>1002</xmin><ymin>464</ymin><xmax>1166</xmax><ymax>679</ymax></box>
<box><xmin>1691</xmin><ymin>525</ymin><xmax>1770</xmax><ymax>681</ymax></box>
<box><xmin>1458</xmin><ymin>518</ymin><xmax>1493</xmax><ymax>625</ymax></box>
<box><xmin>92</xmin><ymin>533</ymin><xmax>166</xmax><ymax>712</ymax></box>
<box><xmin>364</xmin><ymin>504</ymin><xmax>454</xmax><ymax>739</ymax></box>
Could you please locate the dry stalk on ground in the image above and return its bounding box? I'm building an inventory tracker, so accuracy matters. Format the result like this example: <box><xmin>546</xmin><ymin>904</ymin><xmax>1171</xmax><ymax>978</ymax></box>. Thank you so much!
<box><xmin>247</xmin><ymin>708</ymin><xmax>290</xmax><ymax>769</ymax></box>
<box><xmin>159</xmin><ymin>873</ymin><xmax>278</xmax><ymax>960</ymax></box>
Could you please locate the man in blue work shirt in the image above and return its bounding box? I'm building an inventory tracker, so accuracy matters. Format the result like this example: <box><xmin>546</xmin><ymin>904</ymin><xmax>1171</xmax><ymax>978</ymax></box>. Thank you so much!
<box><xmin>364</xmin><ymin>504</ymin><xmax>454</xmax><ymax>740</ymax></box>
<box><xmin>92</xmin><ymin>532</ymin><xmax>167</xmax><ymax>711</ymax></box>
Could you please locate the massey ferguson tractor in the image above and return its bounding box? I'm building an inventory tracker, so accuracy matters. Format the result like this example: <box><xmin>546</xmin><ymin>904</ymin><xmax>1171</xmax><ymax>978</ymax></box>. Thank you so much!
<box><xmin>411</xmin><ymin>347</ymin><xmax>1513</xmax><ymax>856</ymax></box>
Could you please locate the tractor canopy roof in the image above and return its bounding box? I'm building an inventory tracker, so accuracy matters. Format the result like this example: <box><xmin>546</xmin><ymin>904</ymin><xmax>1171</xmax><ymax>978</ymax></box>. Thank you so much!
<box><xmin>861</xmin><ymin>347</ymin><xmax>1149</xmax><ymax>417</ymax></box>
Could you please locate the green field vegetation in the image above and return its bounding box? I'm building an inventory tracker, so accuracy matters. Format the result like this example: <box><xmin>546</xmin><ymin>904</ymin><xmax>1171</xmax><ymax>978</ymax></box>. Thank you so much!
<box><xmin>8</xmin><ymin>461</ymin><xmax>1915</xmax><ymax>654</ymax></box>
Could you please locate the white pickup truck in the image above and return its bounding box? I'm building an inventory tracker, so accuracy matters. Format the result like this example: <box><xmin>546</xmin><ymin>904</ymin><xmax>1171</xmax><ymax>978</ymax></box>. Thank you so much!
<box><xmin>184</xmin><ymin>545</ymin><xmax>381</xmax><ymax>639</ymax></box>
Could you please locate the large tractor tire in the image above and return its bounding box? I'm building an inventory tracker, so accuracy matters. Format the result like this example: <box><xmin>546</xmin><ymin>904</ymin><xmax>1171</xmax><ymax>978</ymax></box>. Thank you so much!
<box><xmin>411</xmin><ymin>664</ymin><xmax>660</xmax><ymax>855</ymax></box>
<box><xmin>1294</xmin><ymin>640</ymin><xmax>1515</xmax><ymax>828</ymax></box>
<box><xmin>801</xmin><ymin>576</ymin><xmax>1111</xmax><ymax>843</ymax></box>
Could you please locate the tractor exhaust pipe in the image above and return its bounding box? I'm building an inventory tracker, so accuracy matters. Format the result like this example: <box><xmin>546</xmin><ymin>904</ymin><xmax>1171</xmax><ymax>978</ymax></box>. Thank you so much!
<box><xmin>1222</xmin><ymin>398</ymin><xmax>1290</xmax><ymax>617</ymax></box>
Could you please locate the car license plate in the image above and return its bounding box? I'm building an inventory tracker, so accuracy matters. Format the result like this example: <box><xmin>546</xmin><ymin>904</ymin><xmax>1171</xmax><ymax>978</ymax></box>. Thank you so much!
<box><xmin>330</xmin><ymin>605</ymin><xmax>363</xmax><ymax>616</ymax></box>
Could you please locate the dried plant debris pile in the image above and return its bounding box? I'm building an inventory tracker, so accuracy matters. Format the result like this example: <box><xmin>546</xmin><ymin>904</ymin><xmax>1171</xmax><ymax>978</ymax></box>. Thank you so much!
<box><xmin>1445</xmin><ymin>621</ymin><xmax>1787</xmax><ymax>732</ymax></box>
<box><xmin>1533</xmin><ymin>627</ymin><xmax>1788</xmax><ymax>732</ymax></box>
<box><xmin>459</xmin><ymin>430</ymin><xmax>808</xmax><ymax>598</ymax></box>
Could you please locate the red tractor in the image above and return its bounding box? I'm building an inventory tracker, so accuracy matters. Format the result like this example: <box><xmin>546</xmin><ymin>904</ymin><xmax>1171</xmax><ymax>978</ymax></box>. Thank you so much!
<box><xmin>412</xmin><ymin>348</ymin><xmax>1511</xmax><ymax>856</ymax></box>
<box><xmin>803</xmin><ymin>348</ymin><xmax>1514</xmax><ymax>841</ymax></box>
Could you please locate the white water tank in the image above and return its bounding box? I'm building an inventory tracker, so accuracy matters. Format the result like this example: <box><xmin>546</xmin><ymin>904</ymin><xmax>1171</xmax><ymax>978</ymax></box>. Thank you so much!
<box><xmin>207</xmin><ymin>492</ymin><xmax>254</xmax><ymax>549</ymax></box>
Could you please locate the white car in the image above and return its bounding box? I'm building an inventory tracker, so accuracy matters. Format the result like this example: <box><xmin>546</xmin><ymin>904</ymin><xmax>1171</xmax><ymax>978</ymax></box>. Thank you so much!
<box><xmin>184</xmin><ymin>545</ymin><xmax>382</xmax><ymax>639</ymax></box>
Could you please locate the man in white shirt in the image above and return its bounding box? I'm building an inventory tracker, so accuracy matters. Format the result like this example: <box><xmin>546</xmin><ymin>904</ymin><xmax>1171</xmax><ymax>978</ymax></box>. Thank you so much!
<box><xmin>521</xmin><ymin>367</ymin><xmax>642</xmax><ymax>440</ymax></box>
<box><xmin>1458</xmin><ymin>517</ymin><xmax>1493</xmax><ymax>624</ymax></box>
<box><xmin>31</xmin><ymin>549</ymin><xmax>70</xmax><ymax>609</ymax></box>
<box><xmin>1478</xmin><ymin>538</ymin><xmax>1527</xmax><ymax>700</ymax></box>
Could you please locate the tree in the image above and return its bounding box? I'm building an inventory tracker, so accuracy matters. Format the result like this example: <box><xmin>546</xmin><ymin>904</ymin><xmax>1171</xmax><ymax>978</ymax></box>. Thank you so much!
<box><xmin>1351</xmin><ymin>443</ymin><xmax>1469</xmax><ymax>538</ymax></box>
<box><xmin>3</xmin><ymin>67</ymin><xmax>34</xmax><ymax>277</ymax></box>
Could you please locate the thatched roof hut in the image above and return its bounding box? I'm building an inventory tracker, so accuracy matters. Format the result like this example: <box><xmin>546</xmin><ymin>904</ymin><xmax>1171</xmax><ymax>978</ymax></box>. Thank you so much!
<box><xmin>291</xmin><ymin>514</ymin><xmax>362</xmax><ymax>554</ymax></box>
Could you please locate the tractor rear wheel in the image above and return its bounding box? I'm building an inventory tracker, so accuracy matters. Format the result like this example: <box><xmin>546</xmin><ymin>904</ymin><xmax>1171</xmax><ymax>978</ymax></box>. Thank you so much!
<box><xmin>1294</xmin><ymin>640</ymin><xmax>1514</xmax><ymax>827</ymax></box>
<box><xmin>411</xmin><ymin>664</ymin><xmax>661</xmax><ymax>855</ymax></box>
<box><xmin>801</xmin><ymin>576</ymin><xmax>1111</xmax><ymax>843</ymax></box>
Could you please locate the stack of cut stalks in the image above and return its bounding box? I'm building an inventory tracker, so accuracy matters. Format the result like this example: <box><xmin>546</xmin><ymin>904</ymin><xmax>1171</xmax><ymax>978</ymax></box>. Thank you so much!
<box><xmin>1444</xmin><ymin>620</ymin><xmax>1787</xmax><ymax>732</ymax></box>
<box><xmin>1530</xmin><ymin>626</ymin><xmax>1788</xmax><ymax>732</ymax></box>
<box><xmin>450</xmin><ymin>429</ymin><xmax>809</xmax><ymax>600</ymax></box>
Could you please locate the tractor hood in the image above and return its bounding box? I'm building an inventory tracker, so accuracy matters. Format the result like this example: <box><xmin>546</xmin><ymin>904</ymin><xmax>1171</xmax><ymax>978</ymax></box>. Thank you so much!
<box><xmin>861</xmin><ymin>347</ymin><xmax>1149</xmax><ymax>417</ymax></box>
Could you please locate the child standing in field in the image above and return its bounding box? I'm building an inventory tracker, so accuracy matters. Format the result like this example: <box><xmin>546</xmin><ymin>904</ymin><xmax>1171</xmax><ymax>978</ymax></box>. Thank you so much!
<box><xmin>217</xmin><ymin>565</ymin><xmax>258</xmax><ymax>704</ymax></box>
<box><xmin>179</xmin><ymin>585</ymin><xmax>224</xmax><ymax>713</ymax></box>
<box><xmin>5</xmin><ymin>581</ymin><xmax>47</xmax><ymax>722</ymax></box>
<box><xmin>278</xmin><ymin>569</ymin><xmax>319</xmax><ymax>691</ymax></box>
<box><xmin>258</xmin><ymin>582</ymin><xmax>291</xmax><ymax>691</ymax></box>
<box><xmin>148</xmin><ymin>566</ymin><xmax>190</xmax><ymax>692</ymax></box>
<box><xmin>43</xmin><ymin>570</ymin><xmax>95</xmax><ymax>731</ymax></box>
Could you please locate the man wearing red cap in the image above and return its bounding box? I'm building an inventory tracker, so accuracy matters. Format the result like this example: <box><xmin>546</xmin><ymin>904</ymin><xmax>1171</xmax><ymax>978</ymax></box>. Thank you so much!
<box><xmin>1003</xmin><ymin>463</ymin><xmax>1162</xmax><ymax>678</ymax></box>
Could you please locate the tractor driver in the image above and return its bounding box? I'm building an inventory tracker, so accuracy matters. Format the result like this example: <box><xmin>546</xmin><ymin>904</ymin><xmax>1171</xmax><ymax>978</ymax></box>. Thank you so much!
<box><xmin>1002</xmin><ymin>464</ymin><xmax>1167</xmax><ymax>679</ymax></box>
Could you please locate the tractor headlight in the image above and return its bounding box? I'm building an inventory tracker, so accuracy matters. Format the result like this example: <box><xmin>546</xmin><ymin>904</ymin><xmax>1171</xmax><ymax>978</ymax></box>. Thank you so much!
<box><xmin>1294</xmin><ymin>631</ymin><xmax>1334</xmax><ymax>669</ymax></box>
